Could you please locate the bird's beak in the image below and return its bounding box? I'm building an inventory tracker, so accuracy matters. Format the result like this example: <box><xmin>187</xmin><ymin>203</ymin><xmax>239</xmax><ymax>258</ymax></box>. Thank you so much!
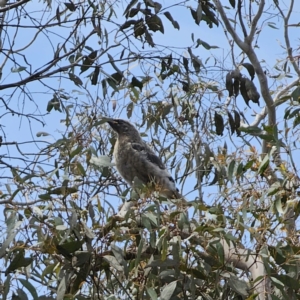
<box><xmin>104</xmin><ymin>117</ymin><xmax>118</xmax><ymax>131</ymax></box>
<box><xmin>103</xmin><ymin>117</ymin><xmax>115</xmax><ymax>124</ymax></box>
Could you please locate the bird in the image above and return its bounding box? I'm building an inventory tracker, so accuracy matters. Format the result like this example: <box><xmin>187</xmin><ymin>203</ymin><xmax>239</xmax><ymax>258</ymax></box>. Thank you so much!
<box><xmin>105</xmin><ymin>118</ymin><xmax>186</xmax><ymax>202</ymax></box>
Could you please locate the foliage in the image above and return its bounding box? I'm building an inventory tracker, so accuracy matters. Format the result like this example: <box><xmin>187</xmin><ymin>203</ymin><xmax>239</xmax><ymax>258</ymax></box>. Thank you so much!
<box><xmin>0</xmin><ymin>0</ymin><xmax>300</xmax><ymax>299</ymax></box>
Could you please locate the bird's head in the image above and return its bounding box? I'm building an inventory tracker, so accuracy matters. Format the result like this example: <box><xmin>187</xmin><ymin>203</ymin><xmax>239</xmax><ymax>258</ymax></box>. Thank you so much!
<box><xmin>105</xmin><ymin>118</ymin><xmax>141</xmax><ymax>140</ymax></box>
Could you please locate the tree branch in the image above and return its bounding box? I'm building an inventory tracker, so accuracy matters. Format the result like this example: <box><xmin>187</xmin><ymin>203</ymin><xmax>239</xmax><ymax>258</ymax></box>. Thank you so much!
<box><xmin>247</xmin><ymin>0</ymin><xmax>265</xmax><ymax>43</ymax></box>
<box><xmin>275</xmin><ymin>0</ymin><xmax>300</xmax><ymax>77</ymax></box>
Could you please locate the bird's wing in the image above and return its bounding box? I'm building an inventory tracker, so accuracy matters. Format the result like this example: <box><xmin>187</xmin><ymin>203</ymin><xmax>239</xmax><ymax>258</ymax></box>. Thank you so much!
<box><xmin>129</xmin><ymin>142</ymin><xmax>187</xmax><ymax>203</ymax></box>
<box><xmin>131</xmin><ymin>142</ymin><xmax>166</xmax><ymax>170</ymax></box>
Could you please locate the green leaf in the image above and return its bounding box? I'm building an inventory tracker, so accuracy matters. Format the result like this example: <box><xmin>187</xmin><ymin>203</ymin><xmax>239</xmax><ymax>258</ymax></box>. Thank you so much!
<box><xmin>160</xmin><ymin>281</ymin><xmax>177</xmax><ymax>300</ymax></box>
<box><xmin>90</xmin><ymin>155</ymin><xmax>114</xmax><ymax>167</ymax></box>
<box><xmin>36</xmin><ymin>132</ymin><xmax>50</xmax><ymax>137</ymax></box>
<box><xmin>46</xmin><ymin>96</ymin><xmax>61</xmax><ymax>113</ymax></box>
<box><xmin>229</xmin><ymin>0</ymin><xmax>235</xmax><ymax>8</ymax></box>
<box><xmin>123</xmin><ymin>0</ymin><xmax>138</xmax><ymax>17</ymax></box>
<box><xmin>146</xmin><ymin>15</ymin><xmax>164</xmax><ymax>33</ymax></box>
<box><xmin>70</xmin><ymin>146</ymin><xmax>83</xmax><ymax>158</ymax></box>
<box><xmin>3</xmin><ymin>274</ymin><xmax>11</xmax><ymax>300</ymax></box>
<box><xmin>267</xmin><ymin>22</ymin><xmax>279</xmax><ymax>29</ymax></box>
<box><xmin>5</xmin><ymin>250</ymin><xmax>32</xmax><ymax>276</ymax></box>
<box><xmin>91</xmin><ymin>66</ymin><xmax>100</xmax><ymax>85</ymax></box>
<box><xmin>291</xmin><ymin>86</ymin><xmax>300</xmax><ymax>102</ymax></box>
<box><xmin>258</xmin><ymin>154</ymin><xmax>269</xmax><ymax>175</ymax></box>
<box><xmin>111</xmin><ymin>243</ymin><xmax>128</xmax><ymax>277</ymax></box>
<box><xmin>76</xmin><ymin>161</ymin><xmax>86</xmax><ymax>176</ymax></box>
<box><xmin>127</xmin><ymin>101</ymin><xmax>134</xmax><ymax>118</ymax></box>
<box><xmin>57</xmin><ymin>240</ymin><xmax>83</xmax><ymax>255</ymax></box>
<box><xmin>274</xmin><ymin>197</ymin><xmax>284</xmax><ymax>214</ymax></box>
<box><xmin>190</xmin><ymin>8</ymin><xmax>200</xmax><ymax>25</ymax></box>
<box><xmin>270</xmin><ymin>276</ymin><xmax>284</xmax><ymax>287</ymax></box>
<box><xmin>102</xmin><ymin>78</ymin><xmax>107</xmax><ymax>98</ymax></box>
<box><xmin>103</xmin><ymin>255</ymin><xmax>123</xmax><ymax>272</ymax></box>
<box><xmin>293</xmin><ymin>114</ymin><xmax>300</xmax><ymax>128</ymax></box>
<box><xmin>228</xmin><ymin>275</ymin><xmax>249</xmax><ymax>297</ymax></box>
<box><xmin>134</xmin><ymin>19</ymin><xmax>145</xmax><ymax>37</ymax></box>
<box><xmin>267</xmin><ymin>181</ymin><xmax>281</xmax><ymax>196</ymax></box>
<box><xmin>11</xmin><ymin>66</ymin><xmax>26</xmax><ymax>73</ymax></box>
<box><xmin>68</xmin><ymin>73</ymin><xmax>83</xmax><ymax>86</ymax></box>
<box><xmin>239</xmin><ymin>126</ymin><xmax>262</xmax><ymax>134</ymax></box>
<box><xmin>38</xmin><ymin>193</ymin><xmax>51</xmax><ymax>200</ymax></box>
<box><xmin>120</xmin><ymin>20</ymin><xmax>137</xmax><ymax>30</ymax></box>
<box><xmin>64</xmin><ymin>1</ymin><xmax>76</xmax><ymax>12</ymax></box>
<box><xmin>195</xmin><ymin>3</ymin><xmax>202</xmax><ymax>24</ymax></box>
<box><xmin>18</xmin><ymin>279</ymin><xmax>38</xmax><ymax>300</ymax></box>
<box><xmin>147</xmin><ymin>287</ymin><xmax>158</xmax><ymax>300</ymax></box>
<box><xmin>154</xmin><ymin>2</ymin><xmax>162</xmax><ymax>14</ymax></box>
<box><xmin>242</xmin><ymin>63</ymin><xmax>255</xmax><ymax>80</ymax></box>
<box><xmin>227</xmin><ymin>160</ymin><xmax>235</xmax><ymax>182</ymax></box>
<box><xmin>214</xmin><ymin>112</ymin><xmax>224</xmax><ymax>136</ymax></box>
<box><xmin>163</xmin><ymin>12</ymin><xmax>180</xmax><ymax>30</ymax></box>
<box><xmin>80</xmin><ymin>50</ymin><xmax>97</xmax><ymax>74</ymax></box>
<box><xmin>41</xmin><ymin>264</ymin><xmax>57</xmax><ymax>282</ymax></box>
<box><xmin>131</xmin><ymin>76</ymin><xmax>143</xmax><ymax>91</ymax></box>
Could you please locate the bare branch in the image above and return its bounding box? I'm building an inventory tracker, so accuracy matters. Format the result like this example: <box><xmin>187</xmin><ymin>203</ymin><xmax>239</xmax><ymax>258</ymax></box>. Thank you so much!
<box><xmin>247</xmin><ymin>0</ymin><xmax>265</xmax><ymax>43</ymax></box>
<box><xmin>274</xmin><ymin>78</ymin><xmax>300</xmax><ymax>105</ymax></box>
<box><xmin>276</xmin><ymin>0</ymin><xmax>300</xmax><ymax>77</ymax></box>
<box><xmin>0</xmin><ymin>0</ymin><xmax>30</xmax><ymax>12</ymax></box>
<box><xmin>212</xmin><ymin>0</ymin><xmax>249</xmax><ymax>51</ymax></box>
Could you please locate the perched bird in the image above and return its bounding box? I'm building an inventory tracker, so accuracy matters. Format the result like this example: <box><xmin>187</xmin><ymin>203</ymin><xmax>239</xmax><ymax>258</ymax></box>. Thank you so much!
<box><xmin>106</xmin><ymin>118</ymin><xmax>185</xmax><ymax>201</ymax></box>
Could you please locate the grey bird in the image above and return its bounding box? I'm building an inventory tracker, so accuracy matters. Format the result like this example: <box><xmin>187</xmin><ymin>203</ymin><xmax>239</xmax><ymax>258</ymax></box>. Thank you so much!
<box><xmin>106</xmin><ymin>118</ymin><xmax>185</xmax><ymax>201</ymax></box>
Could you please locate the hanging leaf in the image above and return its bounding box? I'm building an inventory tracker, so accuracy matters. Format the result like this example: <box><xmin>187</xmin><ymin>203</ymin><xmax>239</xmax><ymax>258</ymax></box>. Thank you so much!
<box><xmin>134</xmin><ymin>19</ymin><xmax>146</xmax><ymax>37</ymax></box>
<box><xmin>131</xmin><ymin>76</ymin><xmax>143</xmax><ymax>91</ymax></box>
<box><xmin>240</xmin><ymin>78</ymin><xmax>250</xmax><ymax>107</ymax></box>
<box><xmin>229</xmin><ymin>0</ymin><xmax>235</xmax><ymax>8</ymax></box>
<box><xmin>64</xmin><ymin>1</ymin><xmax>76</xmax><ymax>12</ymax></box>
<box><xmin>101</xmin><ymin>79</ymin><xmax>107</xmax><ymax>98</ymax></box>
<box><xmin>80</xmin><ymin>50</ymin><xmax>97</xmax><ymax>74</ymax></box>
<box><xmin>225</xmin><ymin>72</ymin><xmax>233</xmax><ymax>97</ymax></box>
<box><xmin>233</xmin><ymin>79</ymin><xmax>240</xmax><ymax>96</ymax></box>
<box><xmin>145</xmin><ymin>29</ymin><xmax>155</xmax><ymax>47</ymax></box>
<box><xmin>233</xmin><ymin>110</ymin><xmax>241</xmax><ymax>136</ymax></box>
<box><xmin>154</xmin><ymin>2</ymin><xmax>162</xmax><ymax>14</ymax></box>
<box><xmin>228</xmin><ymin>275</ymin><xmax>249</xmax><ymax>297</ymax></box>
<box><xmin>123</xmin><ymin>0</ymin><xmax>138</xmax><ymax>17</ymax></box>
<box><xmin>258</xmin><ymin>154</ymin><xmax>270</xmax><ymax>175</ymax></box>
<box><xmin>146</xmin><ymin>15</ymin><xmax>164</xmax><ymax>33</ymax></box>
<box><xmin>5</xmin><ymin>251</ymin><xmax>33</xmax><ymax>275</ymax></box>
<box><xmin>183</xmin><ymin>57</ymin><xmax>189</xmax><ymax>72</ymax></box>
<box><xmin>202</xmin><ymin>4</ymin><xmax>219</xmax><ymax>27</ymax></box>
<box><xmin>227</xmin><ymin>111</ymin><xmax>235</xmax><ymax>135</ymax></box>
<box><xmin>68</xmin><ymin>73</ymin><xmax>83</xmax><ymax>86</ymax></box>
<box><xmin>90</xmin><ymin>156</ymin><xmax>114</xmax><ymax>167</ymax></box>
<box><xmin>244</xmin><ymin>78</ymin><xmax>260</xmax><ymax>105</ymax></box>
<box><xmin>195</xmin><ymin>3</ymin><xmax>202</xmax><ymax>24</ymax></box>
<box><xmin>164</xmin><ymin>11</ymin><xmax>180</xmax><ymax>30</ymax></box>
<box><xmin>291</xmin><ymin>86</ymin><xmax>300</xmax><ymax>102</ymax></box>
<box><xmin>214</xmin><ymin>112</ymin><xmax>224</xmax><ymax>136</ymax></box>
<box><xmin>190</xmin><ymin>8</ymin><xmax>200</xmax><ymax>25</ymax></box>
<box><xmin>127</xmin><ymin>102</ymin><xmax>134</xmax><ymax>118</ymax></box>
<box><xmin>91</xmin><ymin>66</ymin><xmax>100</xmax><ymax>85</ymax></box>
<box><xmin>126</xmin><ymin>7</ymin><xmax>139</xmax><ymax>18</ymax></box>
<box><xmin>242</xmin><ymin>63</ymin><xmax>255</xmax><ymax>80</ymax></box>
<box><xmin>192</xmin><ymin>57</ymin><xmax>201</xmax><ymax>73</ymax></box>
<box><xmin>160</xmin><ymin>281</ymin><xmax>177</xmax><ymax>300</ymax></box>
<box><xmin>120</xmin><ymin>20</ymin><xmax>137</xmax><ymax>30</ymax></box>
<box><xmin>179</xmin><ymin>80</ymin><xmax>190</xmax><ymax>92</ymax></box>
<box><xmin>11</xmin><ymin>66</ymin><xmax>26</xmax><ymax>73</ymax></box>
